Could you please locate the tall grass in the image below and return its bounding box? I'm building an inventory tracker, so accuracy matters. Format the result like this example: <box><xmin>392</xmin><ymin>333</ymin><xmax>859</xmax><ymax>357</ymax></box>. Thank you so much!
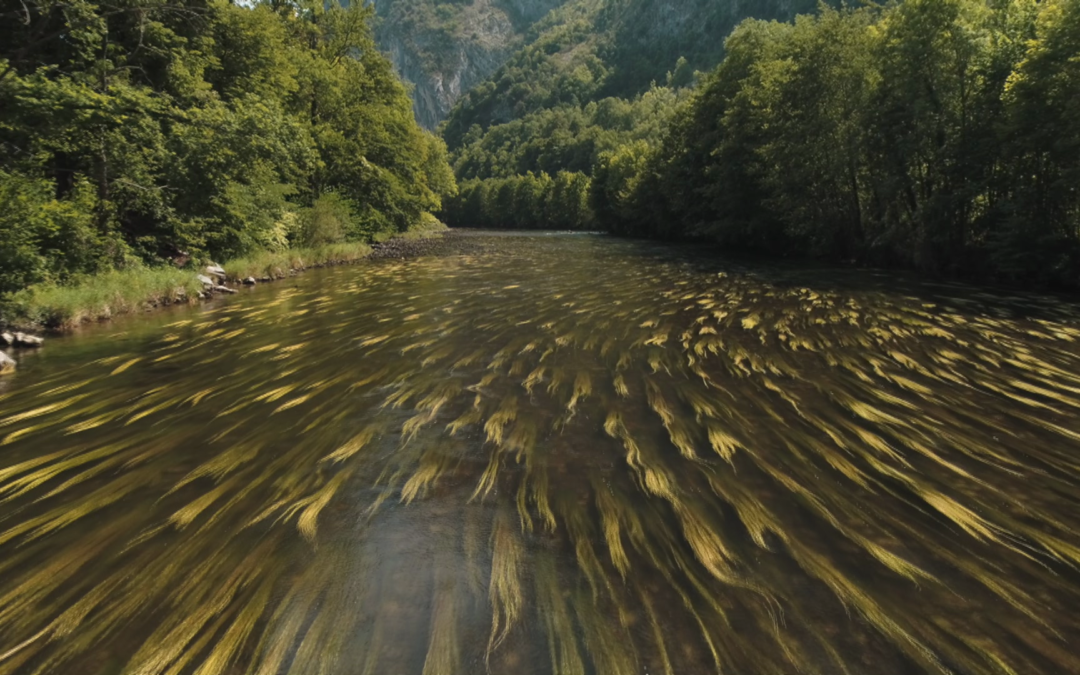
<box><xmin>1</xmin><ymin>229</ymin><xmax>443</xmax><ymax>333</ymax></box>
<box><xmin>6</xmin><ymin>268</ymin><xmax>204</xmax><ymax>331</ymax></box>
<box><xmin>222</xmin><ymin>242</ymin><xmax>372</xmax><ymax>281</ymax></box>
<box><xmin>2</xmin><ymin>243</ymin><xmax>374</xmax><ymax>332</ymax></box>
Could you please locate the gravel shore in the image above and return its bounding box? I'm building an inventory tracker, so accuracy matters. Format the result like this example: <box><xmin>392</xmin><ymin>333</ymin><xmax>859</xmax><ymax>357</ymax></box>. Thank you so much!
<box><xmin>367</xmin><ymin>230</ymin><xmax>489</xmax><ymax>260</ymax></box>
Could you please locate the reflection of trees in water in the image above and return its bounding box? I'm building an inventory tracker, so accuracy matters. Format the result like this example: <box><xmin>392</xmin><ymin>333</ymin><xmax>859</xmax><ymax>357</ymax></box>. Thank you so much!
<box><xmin>1</xmin><ymin>237</ymin><xmax>1080</xmax><ymax>675</ymax></box>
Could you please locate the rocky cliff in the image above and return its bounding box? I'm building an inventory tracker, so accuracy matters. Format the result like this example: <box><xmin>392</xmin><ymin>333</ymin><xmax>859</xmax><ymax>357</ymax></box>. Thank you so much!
<box><xmin>373</xmin><ymin>0</ymin><xmax>569</xmax><ymax>129</ymax></box>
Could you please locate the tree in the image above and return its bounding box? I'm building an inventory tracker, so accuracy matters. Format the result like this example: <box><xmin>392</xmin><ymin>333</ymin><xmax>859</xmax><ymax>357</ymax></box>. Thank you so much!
<box><xmin>995</xmin><ymin>0</ymin><xmax>1080</xmax><ymax>281</ymax></box>
<box><xmin>0</xmin><ymin>0</ymin><xmax>456</xmax><ymax>299</ymax></box>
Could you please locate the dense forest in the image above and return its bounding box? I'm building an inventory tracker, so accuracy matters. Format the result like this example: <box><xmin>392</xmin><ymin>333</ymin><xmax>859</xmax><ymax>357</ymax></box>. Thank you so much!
<box><xmin>0</xmin><ymin>0</ymin><xmax>455</xmax><ymax>299</ymax></box>
<box><xmin>3</xmin><ymin>0</ymin><xmax>1078</xmax><ymax>300</ymax></box>
<box><xmin>443</xmin><ymin>0</ymin><xmax>1080</xmax><ymax>287</ymax></box>
<box><xmin>442</xmin><ymin>85</ymin><xmax>684</xmax><ymax>229</ymax></box>
<box><xmin>439</xmin><ymin>0</ymin><xmax>823</xmax><ymax>146</ymax></box>
<box><xmin>433</xmin><ymin>0</ymin><xmax>824</xmax><ymax>238</ymax></box>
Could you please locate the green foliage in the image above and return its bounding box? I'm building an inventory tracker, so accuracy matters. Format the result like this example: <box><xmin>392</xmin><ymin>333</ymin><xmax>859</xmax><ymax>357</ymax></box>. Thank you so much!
<box><xmin>450</xmin><ymin>86</ymin><xmax>684</xmax><ymax>180</ymax></box>
<box><xmin>0</xmin><ymin>171</ymin><xmax>111</xmax><ymax>296</ymax></box>
<box><xmin>440</xmin><ymin>84</ymin><xmax>682</xmax><ymax>229</ymax></box>
<box><xmin>215</xmin><ymin>174</ymin><xmax>298</xmax><ymax>258</ymax></box>
<box><xmin>0</xmin><ymin>0</ymin><xmax>455</xmax><ymax>304</ymax></box>
<box><xmin>439</xmin><ymin>0</ymin><xmax>824</xmax><ymax>148</ymax></box>
<box><xmin>296</xmin><ymin>193</ymin><xmax>353</xmax><ymax>247</ymax></box>
<box><xmin>445</xmin><ymin>171</ymin><xmax>593</xmax><ymax>230</ymax></box>
<box><xmin>994</xmin><ymin>0</ymin><xmax>1080</xmax><ymax>279</ymax></box>
<box><xmin>589</xmin><ymin>140</ymin><xmax>655</xmax><ymax>235</ymax></box>
<box><xmin>436</xmin><ymin>0</ymin><xmax>824</xmax><ymax>239</ymax></box>
<box><xmin>592</xmin><ymin>0</ymin><xmax>1080</xmax><ymax>286</ymax></box>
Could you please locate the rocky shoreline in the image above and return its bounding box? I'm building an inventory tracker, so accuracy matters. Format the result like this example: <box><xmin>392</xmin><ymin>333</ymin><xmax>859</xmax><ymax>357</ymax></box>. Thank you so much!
<box><xmin>366</xmin><ymin>230</ymin><xmax>490</xmax><ymax>260</ymax></box>
<box><xmin>0</xmin><ymin>331</ymin><xmax>44</xmax><ymax>374</ymax></box>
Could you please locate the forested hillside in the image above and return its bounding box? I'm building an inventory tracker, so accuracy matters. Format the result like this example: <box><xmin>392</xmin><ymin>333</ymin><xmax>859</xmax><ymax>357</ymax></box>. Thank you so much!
<box><xmin>594</xmin><ymin>0</ymin><xmax>1080</xmax><ymax>285</ymax></box>
<box><xmin>0</xmin><ymin>0</ymin><xmax>454</xmax><ymax>300</ymax></box>
<box><xmin>441</xmin><ymin>0</ymin><xmax>1080</xmax><ymax>287</ymax></box>
<box><xmin>436</xmin><ymin>0</ymin><xmax>826</xmax><ymax>233</ymax></box>
<box><xmin>440</xmin><ymin>0</ymin><xmax>824</xmax><ymax>147</ymax></box>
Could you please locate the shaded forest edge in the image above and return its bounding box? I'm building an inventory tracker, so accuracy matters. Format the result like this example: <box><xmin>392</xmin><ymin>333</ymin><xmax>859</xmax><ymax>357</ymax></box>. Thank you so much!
<box><xmin>441</xmin><ymin>0</ymin><xmax>1080</xmax><ymax>289</ymax></box>
<box><xmin>0</xmin><ymin>0</ymin><xmax>458</xmax><ymax>330</ymax></box>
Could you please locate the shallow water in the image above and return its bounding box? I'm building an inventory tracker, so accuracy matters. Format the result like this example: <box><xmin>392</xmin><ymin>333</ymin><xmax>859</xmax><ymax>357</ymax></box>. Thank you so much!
<box><xmin>2</xmin><ymin>232</ymin><xmax>1080</xmax><ymax>675</ymax></box>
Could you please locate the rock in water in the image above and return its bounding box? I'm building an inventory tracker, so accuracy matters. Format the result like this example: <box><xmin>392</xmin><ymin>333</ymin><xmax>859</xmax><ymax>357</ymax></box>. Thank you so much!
<box><xmin>205</xmin><ymin>264</ymin><xmax>227</xmax><ymax>280</ymax></box>
<box><xmin>197</xmin><ymin>274</ymin><xmax>215</xmax><ymax>287</ymax></box>
<box><xmin>0</xmin><ymin>352</ymin><xmax>15</xmax><ymax>374</ymax></box>
<box><xmin>213</xmin><ymin>285</ymin><xmax>238</xmax><ymax>295</ymax></box>
<box><xmin>14</xmin><ymin>333</ymin><xmax>43</xmax><ymax>347</ymax></box>
<box><xmin>243</xmin><ymin>277</ymin><xmax>256</xmax><ymax>285</ymax></box>
<box><xmin>0</xmin><ymin>332</ymin><xmax>13</xmax><ymax>346</ymax></box>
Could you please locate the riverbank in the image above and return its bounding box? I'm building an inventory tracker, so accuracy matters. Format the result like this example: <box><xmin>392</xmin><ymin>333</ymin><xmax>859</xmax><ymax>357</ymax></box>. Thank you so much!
<box><xmin>0</xmin><ymin>228</ymin><xmax>481</xmax><ymax>336</ymax></box>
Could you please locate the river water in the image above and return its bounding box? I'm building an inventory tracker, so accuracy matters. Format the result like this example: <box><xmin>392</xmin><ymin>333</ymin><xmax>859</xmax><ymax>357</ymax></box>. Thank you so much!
<box><xmin>1</xmin><ymin>232</ymin><xmax>1079</xmax><ymax>675</ymax></box>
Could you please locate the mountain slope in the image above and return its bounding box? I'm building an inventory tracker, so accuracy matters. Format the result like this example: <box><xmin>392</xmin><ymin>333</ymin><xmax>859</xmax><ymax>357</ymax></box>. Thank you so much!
<box><xmin>372</xmin><ymin>0</ymin><xmax>826</xmax><ymax>131</ymax></box>
<box><xmin>372</xmin><ymin>0</ymin><xmax>572</xmax><ymax>128</ymax></box>
<box><xmin>439</xmin><ymin>0</ymin><xmax>826</xmax><ymax>148</ymax></box>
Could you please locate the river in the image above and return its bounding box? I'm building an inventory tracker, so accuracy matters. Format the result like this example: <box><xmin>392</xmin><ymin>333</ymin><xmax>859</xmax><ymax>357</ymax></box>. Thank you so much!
<box><xmin>1</xmin><ymin>232</ymin><xmax>1079</xmax><ymax>675</ymax></box>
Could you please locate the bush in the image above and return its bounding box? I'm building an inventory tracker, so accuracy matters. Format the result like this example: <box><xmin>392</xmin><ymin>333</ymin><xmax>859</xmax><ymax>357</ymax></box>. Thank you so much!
<box><xmin>296</xmin><ymin>193</ymin><xmax>354</xmax><ymax>247</ymax></box>
<box><xmin>0</xmin><ymin>171</ymin><xmax>113</xmax><ymax>296</ymax></box>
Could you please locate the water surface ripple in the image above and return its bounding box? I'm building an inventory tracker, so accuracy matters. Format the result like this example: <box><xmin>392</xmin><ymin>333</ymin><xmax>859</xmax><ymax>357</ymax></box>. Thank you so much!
<box><xmin>2</xmin><ymin>233</ymin><xmax>1080</xmax><ymax>675</ymax></box>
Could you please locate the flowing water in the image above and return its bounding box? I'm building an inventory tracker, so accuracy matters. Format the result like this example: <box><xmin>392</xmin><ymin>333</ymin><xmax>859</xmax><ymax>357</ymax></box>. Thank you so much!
<box><xmin>2</xmin><ymin>232</ymin><xmax>1080</xmax><ymax>675</ymax></box>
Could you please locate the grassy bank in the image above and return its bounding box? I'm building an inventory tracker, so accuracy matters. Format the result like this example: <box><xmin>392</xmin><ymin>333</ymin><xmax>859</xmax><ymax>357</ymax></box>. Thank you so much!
<box><xmin>2</xmin><ymin>241</ymin><xmax>377</xmax><ymax>333</ymax></box>
<box><xmin>4</xmin><ymin>268</ymin><xmax>205</xmax><ymax>332</ymax></box>
<box><xmin>222</xmin><ymin>242</ymin><xmax>372</xmax><ymax>283</ymax></box>
<box><xmin>1</xmin><ymin>216</ymin><xmax>450</xmax><ymax>333</ymax></box>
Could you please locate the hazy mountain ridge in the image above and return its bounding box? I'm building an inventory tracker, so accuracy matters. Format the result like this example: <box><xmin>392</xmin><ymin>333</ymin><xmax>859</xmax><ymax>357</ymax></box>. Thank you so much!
<box><xmin>373</xmin><ymin>0</ymin><xmax>823</xmax><ymax>130</ymax></box>
<box><xmin>439</xmin><ymin>0</ymin><xmax>825</xmax><ymax>147</ymax></box>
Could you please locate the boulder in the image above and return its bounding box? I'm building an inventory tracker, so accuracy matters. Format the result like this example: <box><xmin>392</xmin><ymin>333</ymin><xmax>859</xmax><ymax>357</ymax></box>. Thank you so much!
<box><xmin>14</xmin><ymin>332</ymin><xmax>43</xmax><ymax>347</ymax></box>
<box><xmin>0</xmin><ymin>332</ymin><xmax>13</xmax><ymax>346</ymax></box>
<box><xmin>213</xmin><ymin>285</ymin><xmax>238</xmax><ymax>295</ymax></box>
<box><xmin>205</xmin><ymin>264</ymin><xmax>227</xmax><ymax>280</ymax></box>
<box><xmin>0</xmin><ymin>352</ymin><xmax>15</xmax><ymax>374</ymax></box>
<box><xmin>242</xmin><ymin>277</ymin><xmax>256</xmax><ymax>285</ymax></box>
<box><xmin>197</xmin><ymin>274</ymin><xmax>215</xmax><ymax>287</ymax></box>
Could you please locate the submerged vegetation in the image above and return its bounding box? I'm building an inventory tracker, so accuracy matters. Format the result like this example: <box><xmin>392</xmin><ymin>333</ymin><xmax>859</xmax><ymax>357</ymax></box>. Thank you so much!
<box><xmin>1</xmin><ymin>235</ymin><xmax>1079</xmax><ymax>674</ymax></box>
<box><xmin>0</xmin><ymin>0</ymin><xmax>456</xmax><ymax>318</ymax></box>
<box><xmin>2</xmin><ymin>0</ymin><xmax>1080</xmax><ymax>672</ymax></box>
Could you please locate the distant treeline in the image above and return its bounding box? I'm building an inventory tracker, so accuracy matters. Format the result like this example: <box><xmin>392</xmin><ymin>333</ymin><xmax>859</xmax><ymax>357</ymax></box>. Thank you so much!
<box><xmin>439</xmin><ymin>86</ymin><xmax>684</xmax><ymax>229</ymax></box>
<box><xmin>444</xmin><ymin>172</ymin><xmax>593</xmax><ymax>231</ymax></box>
<box><xmin>446</xmin><ymin>0</ymin><xmax>1080</xmax><ymax>287</ymax></box>
<box><xmin>0</xmin><ymin>0</ymin><xmax>455</xmax><ymax>297</ymax></box>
